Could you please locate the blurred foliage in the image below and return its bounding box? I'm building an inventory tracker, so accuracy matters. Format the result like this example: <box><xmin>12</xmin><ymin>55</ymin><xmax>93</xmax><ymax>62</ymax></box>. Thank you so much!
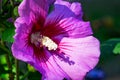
<box><xmin>0</xmin><ymin>0</ymin><xmax>120</xmax><ymax>80</ymax></box>
<box><xmin>113</xmin><ymin>43</ymin><xmax>120</xmax><ymax>54</ymax></box>
<box><xmin>2</xmin><ymin>27</ymin><xmax>15</xmax><ymax>42</ymax></box>
<box><xmin>99</xmin><ymin>39</ymin><xmax>120</xmax><ymax>64</ymax></box>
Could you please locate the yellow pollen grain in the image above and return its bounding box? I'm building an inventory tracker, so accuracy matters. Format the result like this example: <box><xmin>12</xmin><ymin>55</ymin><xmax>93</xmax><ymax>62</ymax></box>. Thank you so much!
<box><xmin>41</xmin><ymin>36</ymin><xmax>58</xmax><ymax>50</ymax></box>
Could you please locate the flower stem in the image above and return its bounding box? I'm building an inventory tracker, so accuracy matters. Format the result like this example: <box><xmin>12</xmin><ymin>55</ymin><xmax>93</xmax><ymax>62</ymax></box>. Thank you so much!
<box><xmin>0</xmin><ymin>40</ymin><xmax>14</xmax><ymax>80</ymax></box>
<box><xmin>15</xmin><ymin>59</ymin><xmax>19</xmax><ymax>80</ymax></box>
<box><xmin>5</xmin><ymin>54</ymin><xmax>14</xmax><ymax>80</ymax></box>
<box><xmin>9</xmin><ymin>0</ymin><xmax>14</xmax><ymax>7</ymax></box>
<box><xmin>0</xmin><ymin>0</ymin><xmax>2</xmax><ymax>13</ymax></box>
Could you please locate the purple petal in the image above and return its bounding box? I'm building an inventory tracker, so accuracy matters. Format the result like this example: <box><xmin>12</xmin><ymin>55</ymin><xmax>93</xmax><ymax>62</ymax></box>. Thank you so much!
<box><xmin>57</xmin><ymin>18</ymin><xmax>93</xmax><ymax>38</ymax></box>
<box><xmin>54</xmin><ymin>36</ymin><xmax>100</xmax><ymax>79</ymax></box>
<box><xmin>36</xmin><ymin>49</ymin><xmax>67</xmax><ymax>80</ymax></box>
<box><xmin>12</xmin><ymin>16</ymin><xmax>65</xmax><ymax>79</ymax></box>
<box><xmin>18</xmin><ymin>0</ymin><xmax>53</xmax><ymax>21</ymax></box>
<box><xmin>70</xmin><ymin>2</ymin><xmax>83</xmax><ymax>19</ymax></box>
<box><xmin>43</xmin><ymin>1</ymin><xmax>92</xmax><ymax>41</ymax></box>
<box><xmin>44</xmin><ymin>17</ymin><xmax>93</xmax><ymax>44</ymax></box>
<box><xmin>33</xmin><ymin>36</ymin><xmax>100</xmax><ymax>80</ymax></box>
<box><xmin>55</xmin><ymin>0</ymin><xmax>83</xmax><ymax>19</ymax></box>
<box><xmin>12</xmin><ymin>17</ymin><xmax>44</xmax><ymax>74</ymax></box>
<box><xmin>12</xmin><ymin>17</ymin><xmax>33</xmax><ymax>62</ymax></box>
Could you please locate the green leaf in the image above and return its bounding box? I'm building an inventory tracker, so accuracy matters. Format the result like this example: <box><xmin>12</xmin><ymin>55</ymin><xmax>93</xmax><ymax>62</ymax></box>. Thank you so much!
<box><xmin>101</xmin><ymin>38</ymin><xmax>120</xmax><ymax>54</ymax></box>
<box><xmin>99</xmin><ymin>38</ymin><xmax>120</xmax><ymax>64</ymax></box>
<box><xmin>0</xmin><ymin>55</ymin><xmax>6</xmax><ymax>64</ymax></box>
<box><xmin>28</xmin><ymin>64</ymin><xmax>36</xmax><ymax>72</ymax></box>
<box><xmin>0</xmin><ymin>56</ymin><xmax>8</xmax><ymax>77</ymax></box>
<box><xmin>2</xmin><ymin>0</ymin><xmax>8</xmax><ymax>6</ymax></box>
<box><xmin>113</xmin><ymin>43</ymin><xmax>120</xmax><ymax>54</ymax></box>
<box><xmin>0</xmin><ymin>64</ymin><xmax>7</xmax><ymax>74</ymax></box>
<box><xmin>13</xmin><ymin>6</ymin><xmax>18</xmax><ymax>17</ymax></box>
<box><xmin>3</xmin><ymin>21</ymin><xmax>14</xmax><ymax>28</ymax></box>
<box><xmin>17</xmin><ymin>0</ymin><xmax>23</xmax><ymax>2</ymax></box>
<box><xmin>0</xmin><ymin>73</ymin><xmax>9</xmax><ymax>80</ymax></box>
<box><xmin>1</xmin><ymin>28</ymin><xmax>15</xmax><ymax>42</ymax></box>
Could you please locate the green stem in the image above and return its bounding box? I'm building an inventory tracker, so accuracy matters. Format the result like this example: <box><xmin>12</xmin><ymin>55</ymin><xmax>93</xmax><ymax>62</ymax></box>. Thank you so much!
<box><xmin>0</xmin><ymin>41</ymin><xmax>14</xmax><ymax>80</ymax></box>
<box><xmin>15</xmin><ymin>59</ymin><xmax>19</xmax><ymax>80</ymax></box>
<box><xmin>9</xmin><ymin>0</ymin><xmax>14</xmax><ymax>7</ymax></box>
<box><xmin>5</xmin><ymin>54</ymin><xmax>14</xmax><ymax>80</ymax></box>
<box><xmin>0</xmin><ymin>41</ymin><xmax>11</xmax><ymax>54</ymax></box>
<box><xmin>0</xmin><ymin>0</ymin><xmax>2</xmax><ymax>13</ymax></box>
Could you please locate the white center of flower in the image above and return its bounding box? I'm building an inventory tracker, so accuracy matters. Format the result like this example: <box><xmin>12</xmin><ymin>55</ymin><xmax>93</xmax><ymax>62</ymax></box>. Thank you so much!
<box><xmin>31</xmin><ymin>32</ymin><xmax>58</xmax><ymax>50</ymax></box>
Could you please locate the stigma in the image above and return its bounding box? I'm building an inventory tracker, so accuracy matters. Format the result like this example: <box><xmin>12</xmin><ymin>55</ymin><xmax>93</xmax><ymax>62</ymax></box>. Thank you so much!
<box><xmin>31</xmin><ymin>32</ymin><xmax>58</xmax><ymax>50</ymax></box>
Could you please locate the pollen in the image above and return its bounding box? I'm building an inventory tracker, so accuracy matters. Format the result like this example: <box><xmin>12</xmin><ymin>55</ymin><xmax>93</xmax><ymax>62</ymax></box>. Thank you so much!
<box><xmin>31</xmin><ymin>32</ymin><xmax>58</xmax><ymax>50</ymax></box>
<box><xmin>42</xmin><ymin>36</ymin><xmax>58</xmax><ymax>50</ymax></box>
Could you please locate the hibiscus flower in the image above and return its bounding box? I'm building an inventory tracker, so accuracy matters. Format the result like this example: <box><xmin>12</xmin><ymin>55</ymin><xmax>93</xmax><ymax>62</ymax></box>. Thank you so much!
<box><xmin>12</xmin><ymin>0</ymin><xmax>100</xmax><ymax>80</ymax></box>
